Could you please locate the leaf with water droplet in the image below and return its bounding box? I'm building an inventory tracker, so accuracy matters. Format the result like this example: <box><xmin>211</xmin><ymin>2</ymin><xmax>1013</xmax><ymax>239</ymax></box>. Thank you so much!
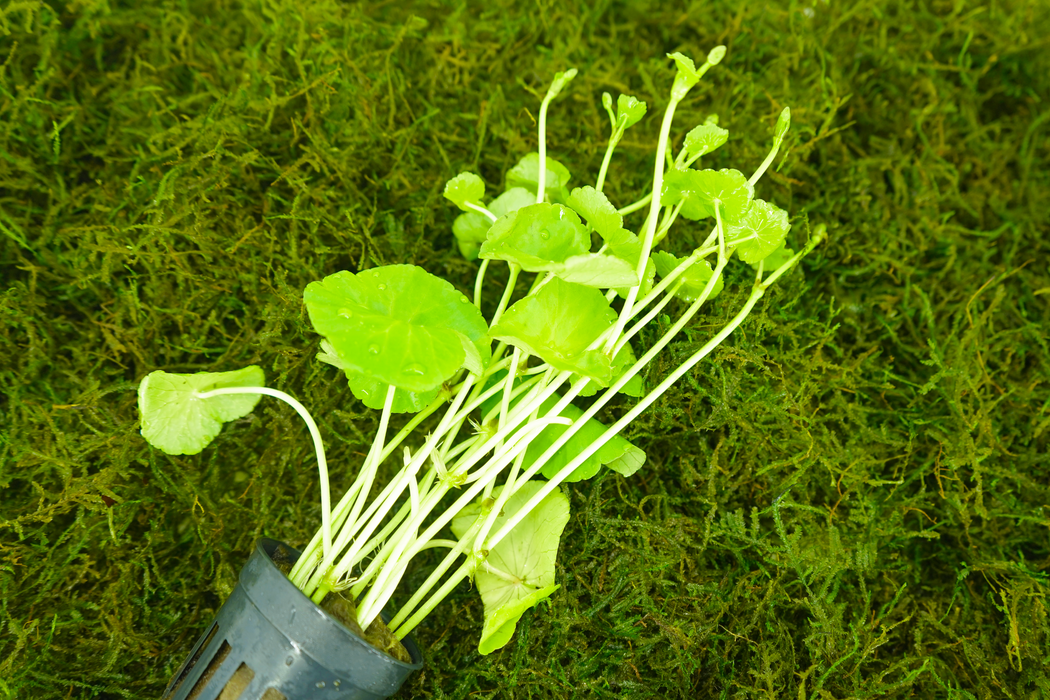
<box><xmin>566</xmin><ymin>186</ymin><xmax>622</xmax><ymax>239</ymax></box>
<box><xmin>443</xmin><ymin>171</ymin><xmax>486</xmax><ymax>212</ymax></box>
<box><xmin>138</xmin><ymin>366</ymin><xmax>265</xmax><ymax>455</ymax></box>
<box><xmin>305</xmin><ymin>265</ymin><xmax>490</xmax><ymax>394</ymax></box>
<box><xmin>488</xmin><ymin>277</ymin><xmax>615</xmax><ymax>382</ymax></box>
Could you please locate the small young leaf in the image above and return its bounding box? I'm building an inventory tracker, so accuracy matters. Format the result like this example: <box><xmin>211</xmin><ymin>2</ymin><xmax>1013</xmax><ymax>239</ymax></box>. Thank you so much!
<box><xmin>616</xmin><ymin>94</ymin><xmax>647</xmax><ymax>130</ymax></box>
<box><xmin>450</xmin><ymin>481</ymin><xmax>570</xmax><ymax>655</ymax></box>
<box><xmin>707</xmin><ymin>45</ymin><xmax>727</xmax><ymax>65</ymax></box>
<box><xmin>452</xmin><ymin>212</ymin><xmax>491</xmax><ymax>260</ymax></box>
<box><xmin>683</xmin><ymin>122</ymin><xmax>729</xmax><ymax>160</ymax></box>
<box><xmin>506</xmin><ymin>153</ymin><xmax>572</xmax><ymax>202</ymax></box>
<box><xmin>775</xmin><ymin>106</ymin><xmax>791</xmax><ymax>142</ymax></box>
<box><xmin>547</xmin><ymin>68</ymin><xmax>578</xmax><ymax>98</ymax></box>
<box><xmin>662</xmin><ymin>168</ymin><xmax>755</xmax><ymax>224</ymax></box>
<box><xmin>489</xmin><ymin>277</ymin><xmax>615</xmax><ymax>382</ymax></box>
<box><xmin>601</xmin><ymin>92</ymin><xmax>616</xmax><ymax>129</ymax></box>
<box><xmin>652</xmin><ymin>251</ymin><xmax>724</xmax><ymax>302</ymax></box>
<box><xmin>567</xmin><ymin>186</ymin><xmax>623</xmax><ymax>239</ymax></box>
<box><xmin>443</xmin><ymin>172</ymin><xmax>486</xmax><ymax>212</ymax></box>
<box><xmin>479</xmin><ymin>203</ymin><xmax>590</xmax><ymax>271</ymax></box>
<box><xmin>490</xmin><ymin>187</ymin><xmax>537</xmax><ymax>218</ymax></box>
<box><xmin>138</xmin><ymin>366</ymin><xmax>264</xmax><ymax>456</ymax></box>
<box><xmin>305</xmin><ymin>265</ymin><xmax>489</xmax><ymax>393</ymax></box>
<box><xmin>728</xmin><ymin>198</ymin><xmax>791</xmax><ymax>264</ymax></box>
<box><xmin>667</xmin><ymin>51</ymin><xmax>700</xmax><ymax>100</ymax></box>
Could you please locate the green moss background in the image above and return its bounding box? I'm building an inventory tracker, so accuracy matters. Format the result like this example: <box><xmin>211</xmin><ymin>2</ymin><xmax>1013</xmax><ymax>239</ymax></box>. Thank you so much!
<box><xmin>1</xmin><ymin>0</ymin><xmax>1048</xmax><ymax>697</ymax></box>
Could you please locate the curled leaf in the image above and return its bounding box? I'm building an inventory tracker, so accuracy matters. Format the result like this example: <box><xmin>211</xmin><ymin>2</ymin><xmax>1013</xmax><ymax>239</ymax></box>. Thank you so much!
<box><xmin>443</xmin><ymin>172</ymin><xmax>485</xmax><ymax>212</ymax></box>
<box><xmin>728</xmin><ymin>198</ymin><xmax>791</xmax><ymax>264</ymax></box>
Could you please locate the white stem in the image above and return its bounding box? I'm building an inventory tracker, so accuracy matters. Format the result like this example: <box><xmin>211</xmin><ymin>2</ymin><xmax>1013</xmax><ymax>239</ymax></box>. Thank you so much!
<box><xmin>195</xmin><ymin>386</ymin><xmax>332</xmax><ymax>560</ymax></box>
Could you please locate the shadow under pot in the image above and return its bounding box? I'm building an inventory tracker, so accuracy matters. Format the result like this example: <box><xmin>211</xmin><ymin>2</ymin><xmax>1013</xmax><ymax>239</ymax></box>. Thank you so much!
<box><xmin>162</xmin><ymin>538</ymin><xmax>423</xmax><ymax>700</ymax></box>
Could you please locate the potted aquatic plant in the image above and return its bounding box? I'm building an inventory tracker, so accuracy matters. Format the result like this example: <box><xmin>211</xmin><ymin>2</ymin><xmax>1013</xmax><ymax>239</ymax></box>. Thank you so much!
<box><xmin>140</xmin><ymin>46</ymin><xmax>825</xmax><ymax>699</ymax></box>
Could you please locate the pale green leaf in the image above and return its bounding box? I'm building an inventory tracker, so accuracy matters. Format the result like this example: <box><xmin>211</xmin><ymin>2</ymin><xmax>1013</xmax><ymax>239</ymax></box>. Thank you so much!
<box><xmin>479</xmin><ymin>203</ymin><xmax>590</xmax><ymax>271</ymax></box>
<box><xmin>305</xmin><ymin>265</ymin><xmax>489</xmax><ymax>393</ymax></box>
<box><xmin>652</xmin><ymin>251</ymin><xmax>724</xmax><ymax>302</ymax></box>
<box><xmin>567</xmin><ymin>186</ymin><xmax>623</xmax><ymax>239</ymax></box>
<box><xmin>443</xmin><ymin>172</ymin><xmax>485</xmax><ymax>211</ymax></box>
<box><xmin>450</xmin><ymin>481</ymin><xmax>570</xmax><ymax>655</ymax></box>
<box><xmin>662</xmin><ymin>167</ymin><xmax>754</xmax><ymax>224</ymax></box>
<box><xmin>138</xmin><ymin>367</ymin><xmax>264</xmax><ymax>456</ymax></box>
<box><xmin>683</xmin><ymin>122</ymin><xmax>729</xmax><ymax>159</ymax></box>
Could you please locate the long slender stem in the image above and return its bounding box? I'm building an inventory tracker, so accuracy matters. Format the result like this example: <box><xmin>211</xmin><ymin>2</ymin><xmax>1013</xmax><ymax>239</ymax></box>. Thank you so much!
<box><xmin>195</xmin><ymin>386</ymin><xmax>333</xmax><ymax>562</ymax></box>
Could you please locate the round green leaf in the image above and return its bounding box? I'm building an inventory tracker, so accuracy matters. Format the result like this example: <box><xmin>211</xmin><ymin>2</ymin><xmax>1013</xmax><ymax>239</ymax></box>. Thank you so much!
<box><xmin>662</xmin><ymin>168</ymin><xmax>754</xmax><ymax>224</ymax></box>
<box><xmin>138</xmin><ymin>366</ymin><xmax>264</xmax><ymax>456</ymax></box>
<box><xmin>728</xmin><ymin>198</ymin><xmax>791</xmax><ymax>264</ymax></box>
<box><xmin>304</xmin><ymin>265</ymin><xmax>489</xmax><ymax>393</ymax></box>
<box><xmin>479</xmin><ymin>203</ymin><xmax>590</xmax><ymax>271</ymax></box>
<box><xmin>489</xmin><ymin>277</ymin><xmax>616</xmax><ymax>382</ymax></box>
<box><xmin>443</xmin><ymin>172</ymin><xmax>485</xmax><ymax>212</ymax></box>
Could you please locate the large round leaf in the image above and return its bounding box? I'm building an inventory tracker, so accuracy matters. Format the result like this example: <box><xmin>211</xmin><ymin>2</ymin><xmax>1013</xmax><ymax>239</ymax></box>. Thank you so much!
<box><xmin>305</xmin><ymin>265</ymin><xmax>489</xmax><ymax>393</ymax></box>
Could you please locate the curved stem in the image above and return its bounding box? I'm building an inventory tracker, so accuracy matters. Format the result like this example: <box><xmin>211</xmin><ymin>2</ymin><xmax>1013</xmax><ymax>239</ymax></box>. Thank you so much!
<box><xmin>195</xmin><ymin>386</ymin><xmax>332</xmax><ymax>562</ymax></box>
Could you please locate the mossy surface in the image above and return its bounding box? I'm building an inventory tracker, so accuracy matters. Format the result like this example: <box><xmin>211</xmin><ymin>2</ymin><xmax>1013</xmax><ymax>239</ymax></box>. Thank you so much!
<box><xmin>1</xmin><ymin>1</ymin><xmax>1048</xmax><ymax>698</ymax></box>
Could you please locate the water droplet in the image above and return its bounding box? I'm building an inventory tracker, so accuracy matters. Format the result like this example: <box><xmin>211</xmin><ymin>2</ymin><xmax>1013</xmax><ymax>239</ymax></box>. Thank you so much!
<box><xmin>539</xmin><ymin>229</ymin><xmax>550</xmax><ymax>240</ymax></box>
<box><xmin>403</xmin><ymin>363</ymin><xmax>425</xmax><ymax>376</ymax></box>
<box><xmin>285</xmin><ymin>656</ymin><xmax>294</xmax><ymax>666</ymax></box>
<box><xmin>316</xmin><ymin>681</ymin><xmax>326</xmax><ymax>689</ymax></box>
<box><xmin>333</xmin><ymin>680</ymin><xmax>341</xmax><ymax>688</ymax></box>
<box><xmin>460</xmin><ymin>296</ymin><xmax>469</xmax><ymax>303</ymax></box>
<box><xmin>338</xmin><ymin>308</ymin><xmax>352</xmax><ymax>319</ymax></box>
<box><xmin>377</xmin><ymin>283</ymin><xmax>386</xmax><ymax>291</ymax></box>
<box><xmin>368</xmin><ymin>344</ymin><xmax>380</xmax><ymax>355</ymax></box>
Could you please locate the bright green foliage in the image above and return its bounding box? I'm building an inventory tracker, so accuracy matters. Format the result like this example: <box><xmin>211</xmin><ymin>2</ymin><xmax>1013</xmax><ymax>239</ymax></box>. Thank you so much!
<box><xmin>652</xmin><ymin>251</ymin><xmax>724</xmax><ymax>302</ymax></box>
<box><xmin>304</xmin><ymin>265</ymin><xmax>489</xmax><ymax>393</ymax></box>
<box><xmin>603</xmin><ymin>93</ymin><xmax>647</xmax><ymax>131</ymax></box>
<box><xmin>479</xmin><ymin>203</ymin><xmax>590</xmax><ymax>270</ymax></box>
<box><xmin>546</xmin><ymin>253</ymin><xmax>638</xmax><ymax>288</ymax></box>
<box><xmin>489</xmin><ymin>277</ymin><xmax>616</xmax><ymax>382</ymax></box>
<box><xmin>683</xmin><ymin>122</ymin><xmax>729</xmax><ymax>160</ymax></box>
<box><xmin>567</xmin><ymin>186</ymin><xmax>623</xmax><ymax>238</ymax></box>
<box><xmin>505</xmin><ymin>153</ymin><xmax>572</xmax><ymax>201</ymax></box>
<box><xmin>728</xmin><ymin>198</ymin><xmax>791</xmax><ymax>264</ymax></box>
<box><xmin>662</xmin><ymin>167</ymin><xmax>755</xmax><ymax>223</ymax></box>
<box><xmin>612</xmin><ymin>255</ymin><xmax>655</xmax><ymax>301</ymax></box>
<box><xmin>452</xmin><ymin>187</ymin><xmax>536</xmax><ymax>260</ymax></box>
<box><xmin>138</xmin><ymin>367</ymin><xmax>264</xmax><ymax>455</ymax></box>
<box><xmin>443</xmin><ymin>172</ymin><xmax>486</xmax><ymax>212</ymax></box>
<box><xmin>526</xmin><ymin>395</ymin><xmax>647</xmax><ymax>481</ymax></box>
<box><xmin>450</xmin><ymin>482</ymin><xmax>570</xmax><ymax>655</ymax></box>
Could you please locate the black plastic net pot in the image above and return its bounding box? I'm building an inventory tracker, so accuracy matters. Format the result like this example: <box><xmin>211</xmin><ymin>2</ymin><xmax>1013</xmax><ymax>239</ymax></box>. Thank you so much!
<box><xmin>162</xmin><ymin>538</ymin><xmax>423</xmax><ymax>700</ymax></box>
